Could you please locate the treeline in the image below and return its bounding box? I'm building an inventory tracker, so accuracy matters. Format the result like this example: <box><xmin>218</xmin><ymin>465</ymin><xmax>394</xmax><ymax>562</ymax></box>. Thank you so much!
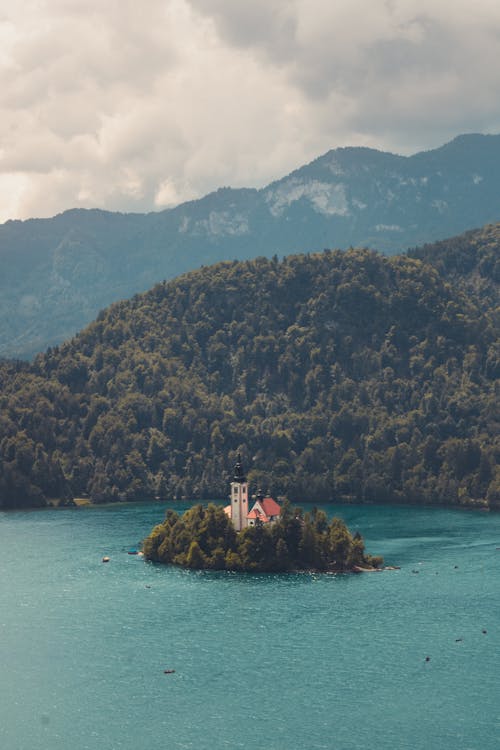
<box><xmin>0</xmin><ymin>226</ymin><xmax>499</xmax><ymax>509</ymax></box>
<box><xmin>143</xmin><ymin>502</ymin><xmax>382</xmax><ymax>573</ymax></box>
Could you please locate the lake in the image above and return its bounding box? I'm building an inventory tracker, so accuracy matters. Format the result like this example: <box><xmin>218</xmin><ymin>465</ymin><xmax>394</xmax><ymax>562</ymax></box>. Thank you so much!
<box><xmin>0</xmin><ymin>502</ymin><xmax>499</xmax><ymax>750</ymax></box>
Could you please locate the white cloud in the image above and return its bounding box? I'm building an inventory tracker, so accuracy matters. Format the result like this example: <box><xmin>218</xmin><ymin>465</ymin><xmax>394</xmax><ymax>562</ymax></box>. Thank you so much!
<box><xmin>1</xmin><ymin>0</ymin><xmax>500</xmax><ymax>222</ymax></box>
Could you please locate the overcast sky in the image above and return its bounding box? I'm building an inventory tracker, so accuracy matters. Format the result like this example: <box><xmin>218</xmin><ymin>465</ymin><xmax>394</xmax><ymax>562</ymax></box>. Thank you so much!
<box><xmin>1</xmin><ymin>0</ymin><xmax>500</xmax><ymax>223</ymax></box>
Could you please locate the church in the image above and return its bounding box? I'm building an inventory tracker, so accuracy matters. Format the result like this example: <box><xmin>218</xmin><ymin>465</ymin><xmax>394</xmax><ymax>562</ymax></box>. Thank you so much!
<box><xmin>224</xmin><ymin>455</ymin><xmax>281</xmax><ymax>532</ymax></box>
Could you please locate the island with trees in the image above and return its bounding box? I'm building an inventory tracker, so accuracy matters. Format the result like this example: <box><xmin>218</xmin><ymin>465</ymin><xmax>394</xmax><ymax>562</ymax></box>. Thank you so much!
<box><xmin>142</xmin><ymin>501</ymin><xmax>384</xmax><ymax>573</ymax></box>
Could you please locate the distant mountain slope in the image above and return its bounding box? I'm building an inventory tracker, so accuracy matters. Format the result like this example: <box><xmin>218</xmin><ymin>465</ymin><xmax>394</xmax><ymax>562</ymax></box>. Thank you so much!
<box><xmin>0</xmin><ymin>235</ymin><xmax>498</xmax><ymax>510</ymax></box>
<box><xmin>2</xmin><ymin>133</ymin><xmax>500</xmax><ymax>358</ymax></box>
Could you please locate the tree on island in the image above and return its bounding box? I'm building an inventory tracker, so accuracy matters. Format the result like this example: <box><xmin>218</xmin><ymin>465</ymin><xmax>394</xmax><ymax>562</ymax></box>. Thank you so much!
<box><xmin>142</xmin><ymin>502</ymin><xmax>383</xmax><ymax>573</ymax></box>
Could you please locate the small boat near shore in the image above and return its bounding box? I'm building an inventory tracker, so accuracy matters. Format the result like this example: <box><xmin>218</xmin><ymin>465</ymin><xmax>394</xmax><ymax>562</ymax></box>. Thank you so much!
<box><xmin>353</xmin><ymin>565</ymin><xmax>400</xmax><ymax>573</ymax></box>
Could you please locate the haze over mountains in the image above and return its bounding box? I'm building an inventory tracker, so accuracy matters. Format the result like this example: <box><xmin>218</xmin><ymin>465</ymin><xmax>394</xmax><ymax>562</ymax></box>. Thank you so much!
<box><xmin>2</xmin><ymin>133</ymin><xmax>500</xmax><ymax>359</ymax></box>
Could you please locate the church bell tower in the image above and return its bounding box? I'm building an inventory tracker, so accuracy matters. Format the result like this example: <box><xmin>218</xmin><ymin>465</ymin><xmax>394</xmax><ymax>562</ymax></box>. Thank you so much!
<box><xmin>230</xmin><ymin>454</ymin><xmax>248</xmax><ymax>531</ymax></box>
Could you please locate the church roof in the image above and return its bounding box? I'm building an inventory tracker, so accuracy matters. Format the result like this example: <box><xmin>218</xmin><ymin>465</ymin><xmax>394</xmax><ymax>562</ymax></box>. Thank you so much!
<box><xmin>247</xmin><ymin>507</ymin><xmax>270</xmax><ymax>523</ymax></box>
<box><xmin>247</xmin><ymin>496</ymin><xmax>281</xmax><ymax>524</ymax></box>
<box><xmin>260</xmin><ymin>497</ymin><xmax>281</xmax><ymax>517</ymax></box>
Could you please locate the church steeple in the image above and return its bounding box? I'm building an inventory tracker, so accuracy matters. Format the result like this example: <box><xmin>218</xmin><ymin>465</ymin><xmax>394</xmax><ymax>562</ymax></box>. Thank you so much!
<box><xmin>233</xmin><ymin>453</ymin><xmax>246</xmax><ymax>483</ymax></box>
<box><xmin>230</xmin><ymin>453</ymin><xmax>248</xmax><ymax>531</ymax></box>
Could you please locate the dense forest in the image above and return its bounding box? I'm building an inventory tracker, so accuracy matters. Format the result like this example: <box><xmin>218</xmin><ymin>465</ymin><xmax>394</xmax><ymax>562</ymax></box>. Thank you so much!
<box><xmin>409</xmin><ymin>223</ymin><xmax>500</xmax><ymax>317</ymax></box>
<box><xmin>143</xmin><ymin>502</ymin><xmax>383</xmax><ymax>573</ymax></box>
<box><xmin>0</xmin><ymin>223</ymin><xmax>498</xmax><ymax>510</ymax></box>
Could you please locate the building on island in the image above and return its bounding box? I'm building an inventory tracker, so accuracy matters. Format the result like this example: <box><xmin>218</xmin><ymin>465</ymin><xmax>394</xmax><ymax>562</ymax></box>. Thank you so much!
<box><xmin>227</xmin><ymin>454</ymin><xmax>249</xmax><ymax>532</ymax></box>
<box><xmin>247</xmin><ymin>490</ymin><xmax>281</xmax><ymax>527</ymax></box>
<box><xmin>224</xmin><ymin>454</ymin><xmax>281</xmax><ymax>531</ymax></box>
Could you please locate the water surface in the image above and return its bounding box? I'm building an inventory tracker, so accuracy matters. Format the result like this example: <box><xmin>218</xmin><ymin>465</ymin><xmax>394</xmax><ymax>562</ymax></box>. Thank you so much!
<box><xmin>1</xmin><ymin>503</ymin><xmax>499</xmax><ymax>750</ymax></box>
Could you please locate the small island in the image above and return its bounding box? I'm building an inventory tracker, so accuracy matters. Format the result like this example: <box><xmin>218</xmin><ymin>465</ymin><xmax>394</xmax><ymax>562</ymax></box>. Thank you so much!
<box><xmin>143</xmin><ymin>457</ymin><xmax>383</xmax><ymax>573</ymax></box>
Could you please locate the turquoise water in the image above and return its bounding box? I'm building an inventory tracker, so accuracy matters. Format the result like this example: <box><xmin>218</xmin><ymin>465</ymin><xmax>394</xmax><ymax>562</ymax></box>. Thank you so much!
<box><xmin>0</xmin><ymin>502</ymin><xmax>499</xmax><ymax>750</ymax></box>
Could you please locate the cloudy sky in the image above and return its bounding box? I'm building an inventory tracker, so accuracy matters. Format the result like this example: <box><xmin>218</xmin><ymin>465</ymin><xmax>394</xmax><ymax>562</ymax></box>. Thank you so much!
<box><xmin>1</xmin><ymin>0</ymin><xmax>500</xmax><ymax>223</ymax></box>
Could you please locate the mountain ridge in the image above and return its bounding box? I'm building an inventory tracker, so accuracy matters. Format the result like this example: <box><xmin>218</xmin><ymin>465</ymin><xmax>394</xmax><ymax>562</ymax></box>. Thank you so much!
<box><xmin>2</xmin><ymin>132</ymin><xmax>500</xmax><ymax>358</ymax></box>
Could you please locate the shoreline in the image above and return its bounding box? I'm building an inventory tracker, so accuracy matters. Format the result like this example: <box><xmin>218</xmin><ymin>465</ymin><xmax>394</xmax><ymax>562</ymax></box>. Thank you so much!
<box><xmin>1</xmin><ymin>496</ymin><xmax>495</xmax><ymax>515</ymax></box>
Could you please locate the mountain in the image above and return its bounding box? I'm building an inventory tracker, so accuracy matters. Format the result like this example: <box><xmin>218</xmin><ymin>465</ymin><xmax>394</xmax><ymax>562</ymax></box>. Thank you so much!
<box><xmin>2</xmin><ymin>133</ymin><xmax>500</xmax><ymax>359</ymax></box>
<box><xmin>0</xmin><ymin>224</ymin><xmax>498</xmax><ymax>510</ymax></box>
<box><xmin>408</xmin><ymin>222</ymin><xmax>500</xmax><ymax>319</ymax></box>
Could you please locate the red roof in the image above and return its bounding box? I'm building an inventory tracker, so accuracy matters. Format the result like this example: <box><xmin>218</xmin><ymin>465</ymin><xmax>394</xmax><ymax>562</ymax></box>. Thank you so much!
<box><xmin>261</xmin><ymin>497</ymin><xmax>281</xmax><ymax>517</ymax></box>
<box><xmin>247</xmin><ymin>508</ymin><xmax>270</xmax><ymax>523</ymax></box>
<box><xmin>246</xmin><ymin>496</ymin><xmax>281</xmax><ymax>524</ymax></box>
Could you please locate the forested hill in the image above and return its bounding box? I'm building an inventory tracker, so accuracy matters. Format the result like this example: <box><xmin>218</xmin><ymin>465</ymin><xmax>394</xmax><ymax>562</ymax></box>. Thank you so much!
<box><xmin>3</xmin><ymin>132</ymin><xmax>500</xmax><ymax>359</ymax></box>
<box><xmin>0</xmin><ymin>231</ymin><xmax>498</xmax><ymax>510</ymax></box>
<box><xmin>408</xmin><ymin>223</ymin><xmax>500</xmax><ymax>318</ymax></box>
